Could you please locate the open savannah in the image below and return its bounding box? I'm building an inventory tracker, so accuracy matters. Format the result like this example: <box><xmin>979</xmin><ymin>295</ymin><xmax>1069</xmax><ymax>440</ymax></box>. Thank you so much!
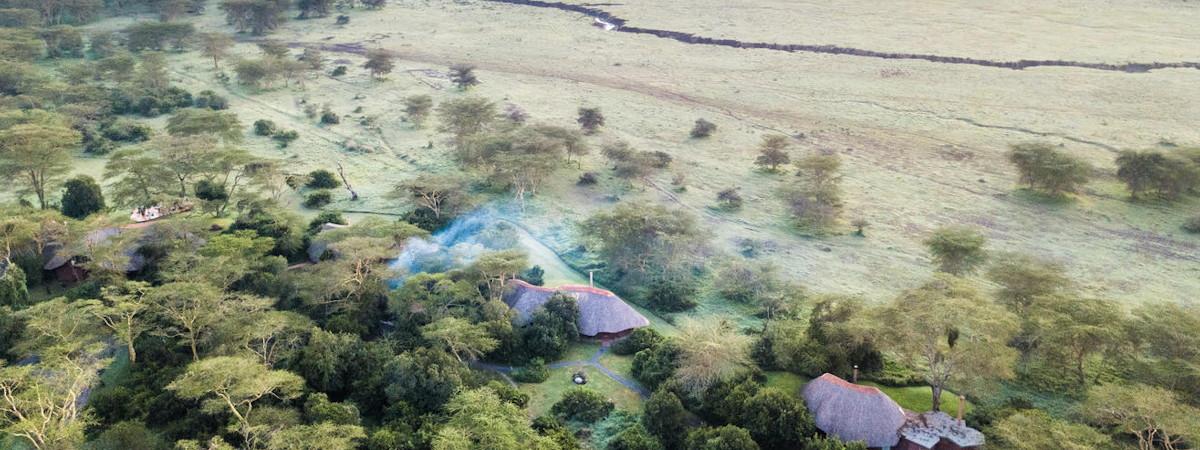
<box><xmin>1</xmin><ymin>0</ymin><xmax>1199</xmax><ymax>449</ymax></box>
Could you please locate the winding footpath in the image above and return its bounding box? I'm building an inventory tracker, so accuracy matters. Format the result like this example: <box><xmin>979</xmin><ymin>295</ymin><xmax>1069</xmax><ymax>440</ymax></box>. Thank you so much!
<box><xmin>472</xmin><ymin>344</ymin><xmax>651</xmax><ymax>397</ymax></box>
<box><xmin>484</xmin><ymin>0</ymin><xmax>1200</xmax><ymax>73</ymax></box>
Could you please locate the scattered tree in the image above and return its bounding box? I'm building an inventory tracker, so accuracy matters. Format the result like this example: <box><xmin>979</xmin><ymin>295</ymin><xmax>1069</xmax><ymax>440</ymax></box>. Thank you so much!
<box><xmin>1082</xmin><ymin>383</ymin><xmax>1200</xmax><ymax>450</ymax></box>
<box><xmin>198</xmin><ymin>32</ymin><xmax>234</xmax><ymax>69</ymax></box>
<box><xmin>1115</xmin><ymin>150</ymin><xmax>1200</xmax><ymax>200</ymax></box>
<box><xmin>1007</xmin><ymin>143</ymin><xmax>1091</xmax><ymax>196</ymax></box>
<box><xmin>403</xmin><ymin>94</ymin><xmax>434</xmax><ymax>128</ymax></box>
<box><xmin>577</xmin><ymin>107</ymin><xmax>605</xmax><ymax>134</ymax></box>
<box><xmin>674</xmin><ymin>318</ymin><xmax>751</xmax><ymax>395</ymax></box>
<box><xmin>168</xmin><ymin>356</ymin><xmax>305</xmax><ymax>448</ymax></box>
<box><xmin>0</xmin><ymin>120</ymin><xmax>81</xmax><ymax>209</ymax></box>
<box><xmin>924</xmin><ymin>226</ymin><xmax>987</xmax><ymax>275</ymax></box>
<box><xmin>753</xmin><ymin>135</ymin><xmax>790</xmax><ymax>172</ymax></box>
<box><xmin>362</xmin><ymin>49</ymin><xmax>394</xmax><ymax>78</ymax></box>
<box><xmin>448</xmin><ymin>64</ymin><xmax>479</xmax><ymax>89</ymax></box>
<box><xmin>716</xmin><ymin>187</ymin><xmax>743</xmax><ymax>211</ymax></box>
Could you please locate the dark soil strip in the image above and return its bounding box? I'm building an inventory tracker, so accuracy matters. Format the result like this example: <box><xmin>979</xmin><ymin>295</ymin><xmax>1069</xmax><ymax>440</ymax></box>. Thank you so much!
<box><xmin>484</xmin><ymin>0</ymin><xmax>1200</xmax><ymax>73</ymax></box>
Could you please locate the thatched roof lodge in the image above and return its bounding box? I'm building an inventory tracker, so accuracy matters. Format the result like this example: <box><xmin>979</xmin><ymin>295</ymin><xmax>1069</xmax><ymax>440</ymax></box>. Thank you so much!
<box><xmin>803</xmin><ymin>373</ymin><xmax>984</xmax><ymax>450</ymax></box>
<box><xmin>502</xmin><ymin>279</ymin><xmax>649</xmax><ymax>337</ymax></box>
<box><xmin>803</xmin><ymin>373</ymin><xmax>907</xmax><ymax>448</ymax></box>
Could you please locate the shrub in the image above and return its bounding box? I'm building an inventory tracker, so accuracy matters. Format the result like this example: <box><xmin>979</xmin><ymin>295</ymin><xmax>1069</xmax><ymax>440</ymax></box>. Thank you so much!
<box><xmin>690</xmin><ymin>118</ymin><xmax>716</xmax><ymax>138</ymax></box>
<box><xmin>272</xmin><ymin>130</ymin><xmax>299</xmax><ymax>148</ymax></box>
<box><xmin>551</xmin><ymin>387</ymin><xmax>614</xmax><ymax>423</ymax></box>
<box><xmin>306</xmin><ymin>169</ymin><xmax>340</xmax><ymax>189</ymax></box>
<box><xmin>320</xmin><ymin>107</ymin><xmax>339</xmax><ymax>124</ymax></box>
<box><xmin>607</xmin><ymin>425</ymin><xmax>663</xmax><ymax>450</ymax></box>
<box><xmin>60</xmin><ymin>176</ymin><xmax>106</xmax><ymax>219</ymax></box>
<box><xmin>331</xmin><ymin>65</ymin><xmax>347</xmax><ymax>76</ymax></box>
<box><xmin>304</xmin><ymin>190</ymin><xmax>333</xmax><ymax>208</ymax></box>
<box><xmin>194</xmin><ymin>179</ymin><xmax>229</xmax><ymax>202</ymax></box>
<box><xmin>403</xmin><ymin>94</ymin><xmax>434</xmax><ymax>127</ymax></box>
<box><xmin>101</xmin><ymin>120</ymin><xmax>154</xmax><ymax>143</ymax></box>
<box><xmin>578</xmin><ymin>172</ymin><xmax>599</xmax><ymax>185</ymax></box>
<box><xmin>1183</xmin><ymin>215</ymin><xmax>1200</xmax><ymax>234</ymax></box>
<box><xmin>716</xmin><ymin>188</ymin><xmax>742</xmax><ymax>210</ymax></box>
<box><xmin>449</xmin><ymin>64</ymin><xmax>479</xmax><ymax>89</ymax></box>
<box><xmin>640</xmin><ymin>277</ymin><xmax>697</xmax><ymax>312</ymax></box>
<box><xmin>518</xmin><ymin>265</ymin><xmax>544</xmax><ymax>286</ymax></box>
<box><xmin>685</xmin><ymin>426</ymin><xmax>758</xmax><ymax>450</ymax></box>
<box><xmin>253</xmin><ymin>119</ymin><xmax>278</xmax><ymax>136</ymax></box>
<box><xmin>307</xmin><ymin>211</ymin><xmax>347</xmax><ymax>234</ymax></box>
<box><xmin>511</xmin><ymin>358</ymin><xmax>550</xmax><ymax>383</ymax></box>
<box><xmin>577</xmin><ymin>107</ymin><xmax>605</xmax><ymax>134</ymax></box>
<box><xmin>612</xmin><ymin>328</ymin><xmax>663</xmax><ymax>356</ymax></box>
<box><xmin>193</xmin><ymin>90</ymin><xmax>229</xmax><ymax>110</ymax></box>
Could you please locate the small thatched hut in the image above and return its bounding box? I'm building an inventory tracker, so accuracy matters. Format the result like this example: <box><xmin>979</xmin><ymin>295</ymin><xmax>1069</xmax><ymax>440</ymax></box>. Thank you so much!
<box><xmin>43</xmin><ymin>227</ymin><xmax>146</xmax><ymax>283</ymax></box>
<box><xmin>802</xmin><ymin>373</ymin><xmax>907</xmax><ymax>449</ymax></box>
<box><xmin>502</xmin><ymin>279</ymin><xmax>649</xmax><ymax>337</ymax></box>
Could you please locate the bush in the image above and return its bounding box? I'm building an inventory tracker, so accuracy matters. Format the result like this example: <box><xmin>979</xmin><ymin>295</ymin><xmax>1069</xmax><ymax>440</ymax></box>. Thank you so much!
<box><xmin>194</xmin><ymin>179</ymin><xmax>229</xmax><ymax>202</ymax></box>
<box><xmin>253</xmin><ymin>119</ymin><xmax>278</xmax><ymax>136</ymax></box>
<box><xmin>1184</xmin><ymin>215</ymin><xmax>1200</xmax><ymax>234</ymax></box>
<box><xmin>631</xmin><ymin>342</ymin><xmax>680</xmax><ymax>390</ymax></box>
<box><xmin>685</xmin><ymin>426</ymin><xmax>758</xmax><ymax>450</ymax></box>
<box><xmin>640</xmin><ymin>278</ymin><xmax>697</xmax><ymax>312</ymax></box>
<box><xmin>60</xmin><ymin>176</ymin><xmax>106</xmax><ymax>219</ymax></box>
<box><xmin>194</xmin><ymin>90</ymin><xmax>229</xmax><ymax>110</ymax></box>
<box><xmin>272</xmin><ymin>130</ymin><xmax>299</xmax><ymax>148</ymax></box>
<box><xmin>304</xmin><ymin>190</ymin><xmax>333</xmax><ymax>208</ymax></box>
<box><xmin>307</xmin><ymin>211</ymin><xmax>347</xmax><ymax>234</ymax></box>
<box><xmin>551</xmin><ymin>387</ymin><xmax>614</xmax><ymax>423</ymax></box>
<box><xmin>690</xmin><ymin>118</ymin><xmax>716</xmax><ymax>138</ymax></box>
<box><xmin>608</xmin><ymin>425</ymin><xmax>663</xmax><ymax>450</ymax></box>
<box><xmin>307</xmin><ymin>169</ymin><xmax>340</xmax><ymax>189</ymax></box>
<box><xmin>320</xmin><ymin>107</ymin><xmax>340</xmax><ymax>124</ymax></box>
<box><xmin>511</xmin><ymin>358</ymin><xmax>550</xmax><ymax>383</ymax></box>
<box><xmin>518</xmin><ymin>265</ymin><xmax>545</xmax><ymax>286</ymax></box>
<box><xmin>924</xmin><ymin>226</ymin><xmax>987</xmax><ymax>275</ymax></box>
<box><xmin>578</xmin><ymin>172</ymin><xmax>599</xmax><ymax>185</ymax></box>
<box><xmin>101</xmin><ymin>119</ymin><xmax>154</xmax><ymax>143</ymax></box>
<box><xmin>331</xmin><ymin>65</ymin><xmax>347</xmax><ymax>76</ymax></box>
<box><xmin>1115</xmin><ymin>150</ymin><xmax>1200</xmax><ymax>200</ymax></box>
<box><xmin>716</xmin><ymin>188</ymin><xmax>742</xmax><ymax>210</ymax></box>
<box><xmin>612</xmin><ymin>327</ymin><xmax>663</xmax><ymax>356</ymax></box>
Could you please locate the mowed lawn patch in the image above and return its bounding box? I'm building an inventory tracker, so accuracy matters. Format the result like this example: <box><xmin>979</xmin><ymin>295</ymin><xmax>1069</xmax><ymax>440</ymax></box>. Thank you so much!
<box><xmin>766</xmin><ymin>372</ymin><xmax>970</xmax><ymax>414</ymax></box>
<box><xmin>519</xmin><ymin>366</ymin><xmax>644</xmax><ymax>418</ymax></box>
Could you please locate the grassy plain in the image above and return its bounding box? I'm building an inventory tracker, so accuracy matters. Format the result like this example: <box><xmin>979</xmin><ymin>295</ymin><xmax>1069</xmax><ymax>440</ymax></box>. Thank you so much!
<box><xmin>66</xmin><ymin>0</ymin><xmax>1200</xmax><ymax>308</ymax></box>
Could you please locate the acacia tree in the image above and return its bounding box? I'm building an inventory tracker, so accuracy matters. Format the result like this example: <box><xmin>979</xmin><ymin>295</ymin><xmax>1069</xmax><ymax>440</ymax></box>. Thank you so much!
<box><xmin>421</xmin><ymin>317</ymin><xmax>498</xmax><ymax>363</ymax></box>
<box><xmin>1029</xmin><ymin>295</ymin><xmax>1124</xmax><ymax>387</ymax></box>
<box><xmin>198</xmin><ymin>33</ymin><xmax>234</xmax><ymax>69</ymax></box>
<box><xmin>1082</xmin><ymin>383</ymin><xmax>1200</xmax><ymax>450</ymax></box>
<box><xmin>924</xmin><ymin>226</ymin><xmax>987</xmax><ymax>275</ymax></box>
<box><xmin>403</xmin><ymin>94</ymin><xmax>433</xmax><ymax>128</ymax></box>
<box><xmin>578</xmin><ymin>201</ymin><xmax>707</xmax><ymax>283</ymax></box>
<box><xmin>0</xmin><ymin>122</ymin><xmax>81</xmax><ymax>209</ymax></box>
<box><xmin>674</xmin><ymin>318</ymin><xmax>751</xmax><ymax>396</ymax></box>
<box><xmin>168</xmin><ymin>356</ymin><xmax>305</xmax><ymax>448</ymax></box>
<box><xmin>393</xmin><ymin>173</ymin><xmax>468</xmax><ymax>219</ymax></box>
<box><xmin>432</xmin><ymin>387</ymin><xmax>558</xmax><ymax>450</ymax></box>
<box><xmin>362</xmin><ymin>49</ymin><xmax>394</xmax><ymax>79</ymax></box>
<box><xmin>166</xmin><ymin>109</ymin><xmax>243</xmax><ymax>143</ymax></box>
<box><xmin>1007</xmin><ymin>143</ymin><xmax>1091</xmax><ymax>196</ymax></box>
<box><xmin>83</xmin><ymin>281</ymin><xmax>153</xmax><ymax>365</ymax></box>
<box><xmin>436</xmin><ymin>96</ymin><xmax>496</xmax><ymax>148</ymax></box>
<box><xmin>1115</xmin><ymin>150</ymin><xmax>1200</xmax><ymax>200</ymax></box>
<box><xmin>150</xmin><ymin>281</ymin><xmax>230</xmax><ymax>360</ymax></box>
<box><xmin>989</xmin><ymin>411</ymin><xmax>1110</xmax><ymax>450</ymax></box>
<box><xmin>753</xmin><ymin>134</ymin><xmax>790</xmax><ymax>172</ymax></box>
<box><xmin>866</xmin><ymin>276</ymin><xmax>1019</xmax><ymax>411</ymax></box>
<box><xmin>1</xmin><ymin>298</ymin><xmax>109</xmax><ymax>450</ymax></box>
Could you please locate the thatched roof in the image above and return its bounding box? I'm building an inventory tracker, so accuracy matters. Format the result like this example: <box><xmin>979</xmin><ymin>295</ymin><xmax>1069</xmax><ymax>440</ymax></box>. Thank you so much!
<box><xmin>900</xmin><ymin>411</ymin><xmax>985</xmax><ymax>449</ymax></box>
<box><xmin>802</xmin><ymin>373</ymin><xmax>906</xmax><ymax>448</ymax></box>
<box><xmin>43</xmin><ymin>228</ymin><xmax>145</xmax><ymax>272</ymax></box>
<box><xmin>503</xmin><ymin>279</ymin><xmax>650</xmax><ymax>336</ymax></box>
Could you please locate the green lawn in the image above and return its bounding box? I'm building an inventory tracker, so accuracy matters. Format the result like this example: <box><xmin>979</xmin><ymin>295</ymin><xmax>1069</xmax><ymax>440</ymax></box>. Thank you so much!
<box><xmin>860</xmin><ymin>382</ymin><xmax>971</xmax><ymax>414</ymax></box>
<box><xmin>597</xmin><ymin>352</ymin><xmax>635</xmax><ymax>379</ymax></box>
<box><xmin>763</xmin><ymin>372</ymin><xmax>971</xmax><ymax>414</ymax></box>
<box><xmin>764</xmin><ymin>371</ymin><xmax>807</xmax><ymax>396</ymax></box>
<box><xmin>561</xmin><ymin>341</ymin><xmax>601</xmax><ymax>362</ymax></box>
<box><xmin>519</xmin><ymin>366</ymin><xmax>644</xmax><ymax>418</ymax></box>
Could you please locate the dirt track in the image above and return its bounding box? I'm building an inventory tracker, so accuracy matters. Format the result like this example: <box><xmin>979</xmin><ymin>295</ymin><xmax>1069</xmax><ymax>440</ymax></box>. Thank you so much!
<box><xmin>484</xmin><ymin>0</ymin><xmax>1200</xmax><ymax>73</ymax></box>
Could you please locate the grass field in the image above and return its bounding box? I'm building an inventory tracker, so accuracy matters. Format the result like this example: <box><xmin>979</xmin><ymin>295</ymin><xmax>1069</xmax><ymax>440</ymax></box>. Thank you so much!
<box><xmin>55</xmin><ymin>0</ymin><xmax>1193</xmax><ymax>309</ymax></box>
<box><xmin>519</xmin><ymin>366</ymin><xmax>645</xmax><ymax>418</ymax></box>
